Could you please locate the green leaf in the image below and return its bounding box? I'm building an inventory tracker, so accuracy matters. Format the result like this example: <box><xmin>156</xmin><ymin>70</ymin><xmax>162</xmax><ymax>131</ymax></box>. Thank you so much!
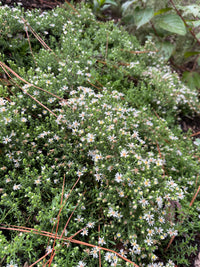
<box><xmin>134</xmin><ymin>7</ymin><xmax>154</xmax><ymax>29</ymax></box>
<box><xmin>104</xmin><ymin>0</ymin><xmax>118</xmax><ymax>6</ymax></box>
<box><xmin>182</xmin><ymin>71</ymin><xmax>200</xmax><ymax>89</ymax></box>
<box><xmin>178</xmin><ymin>4</ymin><xmax>200</xmax><ymax>17</ymax></box>
<box><xmin>93</xmin><ymin>0</ymin><xmax>100</xmax><ymax>10</ymax></box>
<box><xmin>196</xmin><ymin>32</ymin><xmax>200</xmax><ymax>40</ymax></box>
<box><xmin>94</xmin><ymin>0</ymin><xmax>105</xmax><ymax>8</ymax></box>
<box><xmin>156</xmin><ymin>14</ymin><xmax>187</xmax><ymax>35</ymax></box>
<box><xmin>97</xmin><ymin>0</ymin><xmax>105</xmax><ymax>5</ymax></box>
<box><xmin>154</xmin><ymin>7</ymin><xmax>172</xmax><ymax>16</ymax></box>
<box><xmin>191</xmin><ymin>20</ymin><xmax>200</xmax><ymax>28</ymax></box>
<box><xmin>121</xmin><ymin>14</ymin><xmax>135</xmax><ymax>24</ymax></box>
<box><xmin>101</xmin><ymin>4</ymin><xmax>111</xmax><ymax>10</ymax></box>
<box><xmin>108</xmin><ymin>240</ymin><xmax>117</xmax><ymax>245</ymax></box>
<box><xmin>157</xmin><ymin>41</ymin><xmax>175</xmax><ymax>60</ymax></box>
<box><xmin>121</xmin><ymin>0</ymin><xmax>138</xmax><ymax>15</ymax></box>
<box><xmin>184</xmin><ymin>51</ymin><xmax>200</xmax><ymax>58</ymax></box>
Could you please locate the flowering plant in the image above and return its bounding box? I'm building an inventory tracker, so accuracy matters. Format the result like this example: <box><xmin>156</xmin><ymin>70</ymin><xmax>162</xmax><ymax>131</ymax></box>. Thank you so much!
<box><xmin>0</xmin><ymin>2</ymin><xmax>199</xmax><ymax>266</ymax></box>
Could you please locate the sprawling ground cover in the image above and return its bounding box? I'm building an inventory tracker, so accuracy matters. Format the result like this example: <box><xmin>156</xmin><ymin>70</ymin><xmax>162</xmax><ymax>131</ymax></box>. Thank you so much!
<box><xmin>0</xmin><ymin>3</ymin><xmax>200</xmax><ymax>267</ymax></box>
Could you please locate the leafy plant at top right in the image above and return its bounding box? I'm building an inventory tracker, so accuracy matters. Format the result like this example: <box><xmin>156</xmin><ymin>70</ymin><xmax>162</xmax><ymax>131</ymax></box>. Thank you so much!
<box><xmin>121</xmin><ymin>0</ymin><xmax>200</xmax><ymax>90</ymax></box>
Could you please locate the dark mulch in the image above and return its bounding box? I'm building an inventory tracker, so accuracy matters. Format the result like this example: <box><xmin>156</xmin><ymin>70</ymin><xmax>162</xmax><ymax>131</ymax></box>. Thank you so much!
<box><xmin>180</xmin><ymin>114</ymin><xmax>200</xmax><ymax>139</ymax></box>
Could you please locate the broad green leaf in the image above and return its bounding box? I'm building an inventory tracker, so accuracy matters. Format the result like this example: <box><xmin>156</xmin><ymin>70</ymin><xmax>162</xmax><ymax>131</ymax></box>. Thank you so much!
<box><xmin>156</xmin><ymin>14</ymin><xmax>187</xmax><ymax>35</ymax></box>
<box><xmin>134</xmin><ymin>7</ymin><xmax>154</xmax><ymax>29</ymax></box>
<box><xmin>182</xmin><ymin>71</ymin><xmax>200</xmax><ymax>89</ymax></box>
<box><xmin>177</xmin><ymin>4</ymin><xmax>200</xmax><ymax>17</ymax></box>
<box><xmin>101</xmin><ymin>4</ymin><xmax>111</xmax><ymax>10</ymax></box>
<box><xmin>157</xmin><ymin>41</ymin><xmax>175</xmax><ymax>60</ymax></box>
<box><xmin>196</xmin><ymin>32</ymin><xmax>200</xmax><ymax>40</ymax></box>
<box><xmin>93</xmin><ymin>0</ymin><xmax>101</xmax><ymax>10</ymax></box>
<box><xmin>154</xmin><ymin>7</ymin><xmax>172</xmax><ymax>16</ymax></box>
<box><xmin>184</xmin><ymin>51</ymin><xmax>200</xmax><ymax>58</ymax></box>
<box><xmin>121</xmin><ymin>0</ymin><xmax>138</xmax><ymax>15</ymax></box>
<box><xmin>192</xmin><ymin>20</ymin><xmax>200</xmax><ymax>28</ymax></box>
<box><xmin>121</xmin><ymin>14</ymin><xmax>135</xmax><ymax>24</ymax></box>
<box><xmin>104</xmin><ymin>0</ymin><xmax>118</xmax><ymax>6</ymax></box>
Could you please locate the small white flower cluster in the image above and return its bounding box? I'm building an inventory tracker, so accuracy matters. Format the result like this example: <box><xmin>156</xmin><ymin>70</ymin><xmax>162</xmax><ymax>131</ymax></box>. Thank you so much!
<box><xmin>1</xmin><ymin>4</ymin><xmax>200</xmax><ymax>267</ymax></box>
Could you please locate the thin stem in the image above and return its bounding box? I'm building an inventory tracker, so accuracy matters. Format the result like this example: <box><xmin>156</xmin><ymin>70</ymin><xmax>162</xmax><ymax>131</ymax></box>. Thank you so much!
<box><xmin>169</xmin><ymin>0</ymin><xmax>200</xmax><ymax>46</ymax></box>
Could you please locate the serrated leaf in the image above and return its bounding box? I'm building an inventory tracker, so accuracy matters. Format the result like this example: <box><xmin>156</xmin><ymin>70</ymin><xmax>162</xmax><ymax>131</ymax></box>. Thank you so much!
<box><xmin>134</xmin><ymin>7</ymin><xmax>154</xmax><ymax>29</ymax></box>
<box><xmin>121</xmin><ymin>0</ymin><xmax>138</xmax><ymax>15</ymax></box>
<box><xmin>184</xmin><ymin>51</ymin><xmax>200</xmax><ymax>58</ymax></box>
<box><xmin>154</xmin><ymin>7</ymin><xmax>172</xmax><ymax>16</ymax></box>
<box><xmin>156</xmin><ymin>14</ymin><xmax>187</xmax><ymax>35</ymax></box>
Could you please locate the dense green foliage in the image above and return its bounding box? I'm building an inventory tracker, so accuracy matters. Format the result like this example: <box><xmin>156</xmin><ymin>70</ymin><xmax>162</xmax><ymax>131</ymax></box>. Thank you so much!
<box><xmin>0</xmin><ymin>3</ymin><xmax>200</xmax><ymax>267</ymax></box>
<box><xmin>91</xmin><ymin>0</ymin><xmax>200</xmax><ymax>91</ymax></box>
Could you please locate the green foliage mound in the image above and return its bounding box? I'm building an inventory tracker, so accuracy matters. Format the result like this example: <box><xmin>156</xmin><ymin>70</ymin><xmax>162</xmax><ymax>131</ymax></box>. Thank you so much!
<box><xmin>0</xmin><ymin>3</ymin><xmax>200</xmax><ymax>267</ymax></box>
